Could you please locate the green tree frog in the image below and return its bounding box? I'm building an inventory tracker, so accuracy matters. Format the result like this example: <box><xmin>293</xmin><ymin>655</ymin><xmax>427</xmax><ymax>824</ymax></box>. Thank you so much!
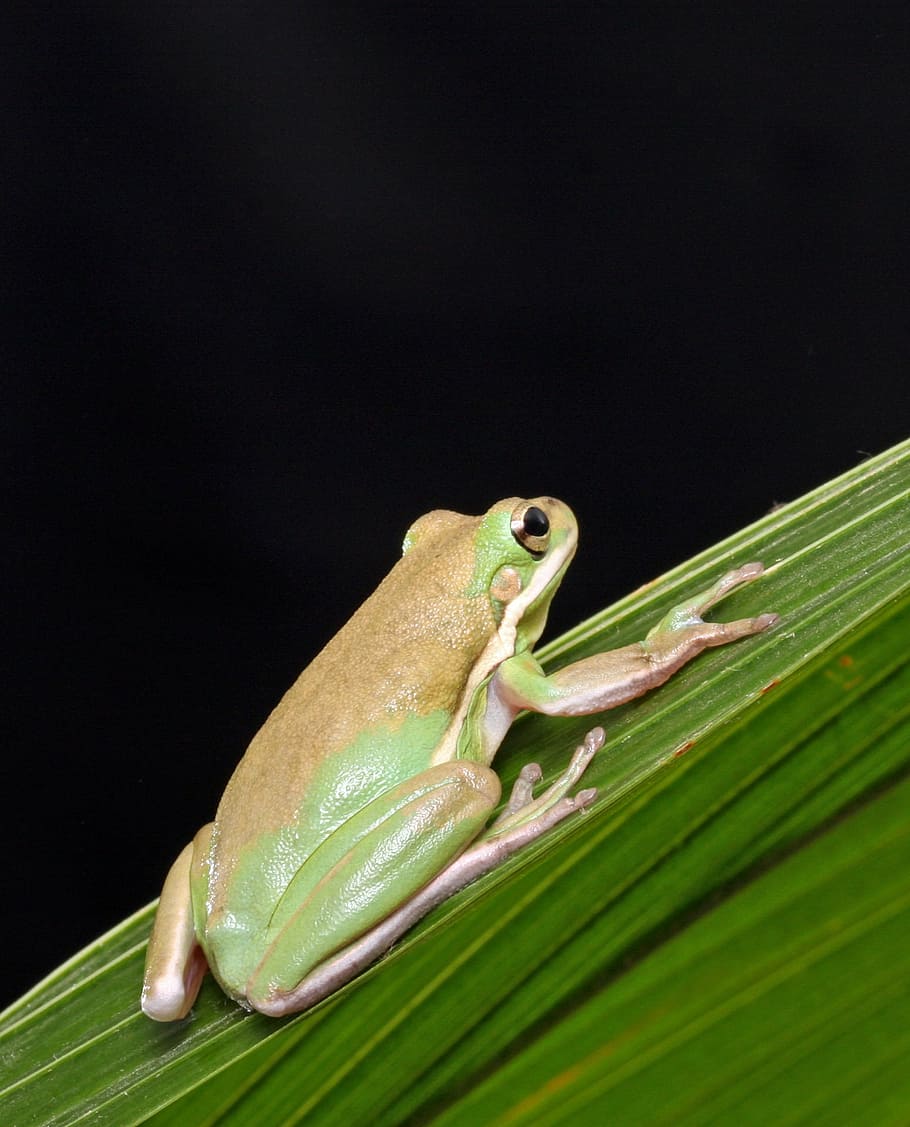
<box><xmin>142</xmin><ymin>497</ymin><xmax>776</xmax><ymax>1021</ymax></box>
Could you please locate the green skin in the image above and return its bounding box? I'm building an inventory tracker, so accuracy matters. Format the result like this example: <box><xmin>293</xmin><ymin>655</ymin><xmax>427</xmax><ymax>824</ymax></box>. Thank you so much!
<box><xmin>141</xmin><ymin>497</ymin><xmax>777</xmax><ymax>1021</ymax></box>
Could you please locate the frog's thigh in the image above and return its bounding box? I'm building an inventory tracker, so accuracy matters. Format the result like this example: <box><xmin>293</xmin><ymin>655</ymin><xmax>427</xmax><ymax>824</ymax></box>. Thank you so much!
<box><xmin>141</xmin><ymin>825</ymin><xmax>212</xmax><ymax>1022</ymax></box>
<box><xmin>246</xmin><ymin>761</ymin><xmax>500</xmax><ymax>1013</ymax></box>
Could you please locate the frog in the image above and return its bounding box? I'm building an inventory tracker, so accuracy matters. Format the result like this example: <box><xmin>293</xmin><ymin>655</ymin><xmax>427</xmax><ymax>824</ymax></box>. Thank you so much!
<box><xmin>141</xmin><ymin>496</ymin><xmax>777</xmax><ymax>1020</ymax></box>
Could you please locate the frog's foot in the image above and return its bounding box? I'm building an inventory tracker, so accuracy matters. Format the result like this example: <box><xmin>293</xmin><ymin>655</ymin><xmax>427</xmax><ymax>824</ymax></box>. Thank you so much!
<box><xmin>489</xmin><ymin>726</ymin><xmax>603</xmax><ymax>834</ymax></box>
<box><xmin>394</xmin><ymin>727</ymin><xmax>602</xmax><ymax>925</ymax></box>
<box><xmin>647</xmin><ymin>562</ymin><xmax>779</xmax><ymax>639</ymax></box>
<box><xmin>141</xmin><ymin>836</ymin><xmax>211</xmax><ymax>1022</ymax></box>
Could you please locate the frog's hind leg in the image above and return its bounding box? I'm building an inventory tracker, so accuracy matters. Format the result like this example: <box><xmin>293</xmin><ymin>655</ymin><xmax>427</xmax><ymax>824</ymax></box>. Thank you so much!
<box><xmin>250</xmin><ymin>736</ymin><xmax>601</xmax><ymax>1017</ymax></box>
<box><xmin>141</xmin><ymin>826</ymin><xmax>212</xmax><ymax>1022</ymax></box>
<box><xmin>245</xmin><ymin>760</ymin><xmax>501</xmax><ymax>1016</ymax></box>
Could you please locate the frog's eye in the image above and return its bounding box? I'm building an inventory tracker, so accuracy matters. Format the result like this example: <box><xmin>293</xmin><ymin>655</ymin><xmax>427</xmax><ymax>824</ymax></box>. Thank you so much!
<box><xmin>510</xmin><ymin>503</ymin><xmax>550</xmax><ymax>557</ymax></box>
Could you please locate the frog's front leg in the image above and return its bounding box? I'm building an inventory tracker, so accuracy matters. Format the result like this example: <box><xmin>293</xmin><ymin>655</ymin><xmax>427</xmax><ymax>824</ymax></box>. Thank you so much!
<box><xmin>493</xmin><ymin>562</ymin><xmax>777</xmax><ymax>719</ymax></box>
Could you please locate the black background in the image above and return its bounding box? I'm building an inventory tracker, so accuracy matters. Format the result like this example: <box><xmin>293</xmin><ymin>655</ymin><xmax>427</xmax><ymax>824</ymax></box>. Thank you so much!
<box><xmin>5</xmin><ymin>7</ymin><xmax>908</xmax><ymax>1009</ymax></box>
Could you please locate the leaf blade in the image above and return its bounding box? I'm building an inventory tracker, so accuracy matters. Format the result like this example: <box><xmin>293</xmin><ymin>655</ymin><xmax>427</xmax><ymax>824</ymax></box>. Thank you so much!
<box><xmin>1</xmin><ymin>439</ymin><xmax>907</xmax><ymax>1126</ymax></box>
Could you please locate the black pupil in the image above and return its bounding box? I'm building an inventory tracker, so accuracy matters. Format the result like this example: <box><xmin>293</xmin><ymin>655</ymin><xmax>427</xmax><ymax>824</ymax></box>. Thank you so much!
<box><xmin>523</xmin><ymin>506</ymin><xmax>549</xmax><ymax>537</ymax></box>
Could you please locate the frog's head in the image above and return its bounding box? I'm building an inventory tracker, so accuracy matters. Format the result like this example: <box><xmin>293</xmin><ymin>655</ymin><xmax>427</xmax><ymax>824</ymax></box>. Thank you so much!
<box><xmin>400</xmin><ymin>496</ymin><xmax>577</xmax><ymax>655</ymax></box>
<box><xmin>469</xmin><ymin>496</ymin><xmax>578</xmax><ymax>653</ymax></box>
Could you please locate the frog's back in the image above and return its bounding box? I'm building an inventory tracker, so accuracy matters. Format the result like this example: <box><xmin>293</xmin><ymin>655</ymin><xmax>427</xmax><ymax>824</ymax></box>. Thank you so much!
<box><xmin>209</xmin><ymin>508</ymin><xmax>506</xmax><ymax>882</ymax></box>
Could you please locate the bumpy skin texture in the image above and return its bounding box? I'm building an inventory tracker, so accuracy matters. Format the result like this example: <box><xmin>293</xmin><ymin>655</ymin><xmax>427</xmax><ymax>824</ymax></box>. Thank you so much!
<box><xmin>141</xmin><ymin>498</ymin><xmax>776</xmax><ymax>1021</ymax></box>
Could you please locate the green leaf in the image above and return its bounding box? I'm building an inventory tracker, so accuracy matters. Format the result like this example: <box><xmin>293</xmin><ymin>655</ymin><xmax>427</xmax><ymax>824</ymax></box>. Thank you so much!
<box><xmin>2</xmin><ymin>440</ymin><xmax>908</xmax><ymax>1126</ymax></box>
